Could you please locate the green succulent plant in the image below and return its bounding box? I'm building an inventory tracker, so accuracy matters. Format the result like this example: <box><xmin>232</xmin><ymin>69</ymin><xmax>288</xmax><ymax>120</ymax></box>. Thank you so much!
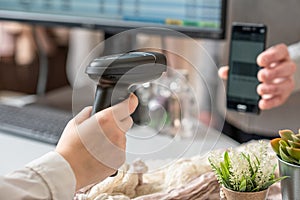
<box><xmin>271</xmin><ymin>129</ymin><xmax>300</xmax><ymax>165</ymax></box>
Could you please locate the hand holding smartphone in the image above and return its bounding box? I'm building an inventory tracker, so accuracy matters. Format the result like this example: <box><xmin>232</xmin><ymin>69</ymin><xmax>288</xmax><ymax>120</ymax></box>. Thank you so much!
<box><xmin>226</xmin><ymin>22</ymin><xmax>267</xmax><ymax>114</ymax></box>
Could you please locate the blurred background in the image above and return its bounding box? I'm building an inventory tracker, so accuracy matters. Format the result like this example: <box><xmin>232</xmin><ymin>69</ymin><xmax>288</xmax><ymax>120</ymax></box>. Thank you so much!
<box><xmin>0</xmin><ymin>0</ymin><xmax>300</xmax><ymax>144</ymax></box>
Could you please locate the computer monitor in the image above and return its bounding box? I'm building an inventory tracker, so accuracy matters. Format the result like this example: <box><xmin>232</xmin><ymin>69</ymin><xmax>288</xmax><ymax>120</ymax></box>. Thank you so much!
<box><xmin>0</xmin><ymin>0</ymin><xmax>227</xmax><ymax>39</ymax></box>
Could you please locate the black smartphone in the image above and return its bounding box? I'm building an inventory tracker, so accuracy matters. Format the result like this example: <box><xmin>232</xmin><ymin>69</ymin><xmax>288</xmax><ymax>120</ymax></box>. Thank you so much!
<box><xmin>226</xmin><ymin>23</ymin><xmax>267</xmax><ymax>114</ymax></box>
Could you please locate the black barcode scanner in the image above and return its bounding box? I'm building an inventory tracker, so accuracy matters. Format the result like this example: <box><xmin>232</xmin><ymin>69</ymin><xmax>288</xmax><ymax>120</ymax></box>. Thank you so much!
<box><xmin>86</xmin><ymin>52</ymin><xmax>167</xmax><ymax>115</ymax></box>
<box><xmin>85</xmin><ymin>52</ymin><xmax>166</xmax><ymax>176</ymax></box>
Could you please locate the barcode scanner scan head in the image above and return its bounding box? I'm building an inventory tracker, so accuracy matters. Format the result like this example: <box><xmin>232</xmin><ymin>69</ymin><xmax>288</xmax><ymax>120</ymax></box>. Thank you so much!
<box><xmin>85</xmin><ymin>51</ymin><xmax>167</xmax><ymax>115</ymax></box>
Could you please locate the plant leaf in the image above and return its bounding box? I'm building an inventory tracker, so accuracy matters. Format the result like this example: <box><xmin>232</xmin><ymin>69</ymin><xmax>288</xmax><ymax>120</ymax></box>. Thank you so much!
<box><xmin>279</xmin><ymin>140</ymin><xmax>289</xmax><ymax>148</ymax></box>
<box><xmin>279</xmin><ymin>129</ymin><xmax>294</xmax><ymax>141</ymax></box>
<box><xmin>220</xmin><ymin>161</ymin><xmax>231</xmax><ymax>187</ymax></box>
<box><xmin>270</xmin><ymin>138</ymin><xmax>281</xmax><ymax>155</ymax></box>
<box><xmin>292</xmin><ymin>134</ymin><xmax>300</xmax><ymax>143</ymax></box>
<box><xmin>262</xmin><ymin>176</ymin><xmax>289</xmax><ymax>190</ymax></box>
<box><xmin>286</xmin><ymin>146</ymin><xmax>300</xmax><ymax>160</ymax></box>
<box><xmin>239</xmin><ymin>178</ymin><xmax>247</xmax><ymax>192</ymax></box>
<box><xmin>224</xmin><ymin>151</ymin><xmax>230</xmax><ymax>169</ymax></box>
<box><xmin>279</xmin><ymin>146</ymin><xmax>298</xmax><ymax>164</ymax></box>
<box><xmin>288</xmin><ymin>140</ymin><xmax>300</xmax><ymax>148</ymax></box>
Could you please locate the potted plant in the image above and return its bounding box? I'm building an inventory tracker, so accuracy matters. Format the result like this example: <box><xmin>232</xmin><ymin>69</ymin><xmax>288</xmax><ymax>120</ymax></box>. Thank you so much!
<box><xmin>270</xmin><ymin>129</ymin><xmax>300</xmax><ymax>200</ymax></box>
<box><xmin>209</xmin><ymin>140</ymin><xmax>286</xmax><ymax>200</ymax></box>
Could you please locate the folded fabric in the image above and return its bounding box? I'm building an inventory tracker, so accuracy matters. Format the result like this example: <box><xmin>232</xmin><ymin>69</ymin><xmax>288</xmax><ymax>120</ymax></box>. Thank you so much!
<box><xmin>133</xmin><ymin>172</ymin><xmax>219</xmax><ymax>200</ymax></box>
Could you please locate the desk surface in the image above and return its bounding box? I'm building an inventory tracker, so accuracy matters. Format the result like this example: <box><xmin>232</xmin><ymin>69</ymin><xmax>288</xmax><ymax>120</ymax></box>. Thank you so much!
<box><xmin>0</xmin><ymin>125</ymin><xmax>238</xmax><ymax>175</ymax></box>
<box><xmin>0</xmin><ymin>132</ymin><xmax>54</xmax><ymax>175</ymax></box>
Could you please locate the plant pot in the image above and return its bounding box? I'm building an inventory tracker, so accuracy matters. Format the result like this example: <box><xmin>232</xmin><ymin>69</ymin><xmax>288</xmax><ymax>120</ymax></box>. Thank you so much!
<box><xmin>278</xmin><ymin>156</ymin><xmax>300</xmax><ymax>200</ymax></box>
<box><xmin>221</xmin><ymin>186</ymin><xmax>269</xmax><ymax>200</ymax></box>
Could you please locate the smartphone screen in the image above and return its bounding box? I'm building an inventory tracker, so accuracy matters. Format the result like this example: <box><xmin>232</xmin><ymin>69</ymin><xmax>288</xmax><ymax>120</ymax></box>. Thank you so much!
<box><xmin>227</xmin><ymin>23</ymin><xmax>267</xmax><ymax>114</ymax></box>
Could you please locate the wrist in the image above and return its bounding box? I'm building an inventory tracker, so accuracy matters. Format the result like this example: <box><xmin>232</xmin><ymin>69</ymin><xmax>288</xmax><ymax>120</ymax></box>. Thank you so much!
<box><xmin>55</xmin><ymin>148</ymin><xmax>84</xmax><ymax>190</ymax></box>
<box><xmin>55</xmin><ymin>148</ymin><xmax>112</xmax><ymax>191</ymax></box>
